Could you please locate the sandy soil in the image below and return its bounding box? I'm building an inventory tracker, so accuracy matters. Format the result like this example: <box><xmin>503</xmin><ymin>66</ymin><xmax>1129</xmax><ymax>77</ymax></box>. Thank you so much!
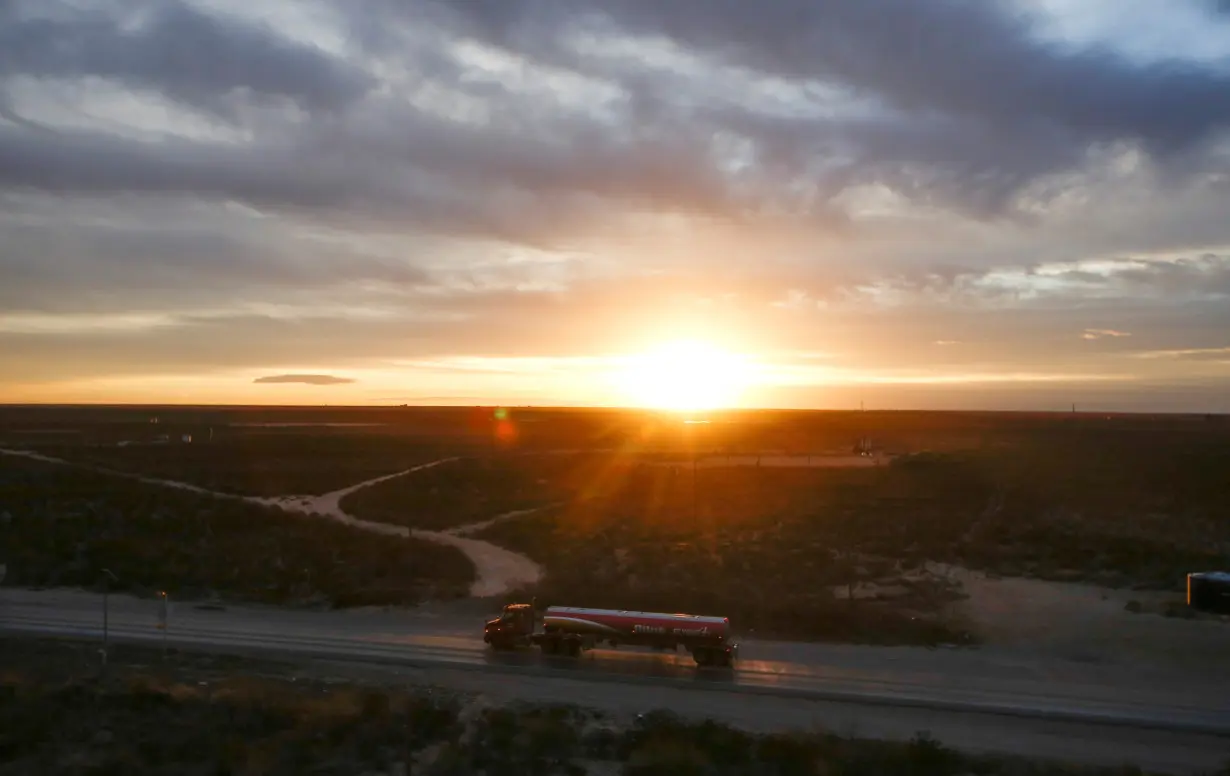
<box><xmin>0</xmin><ymin>448</ymin><xmax>544</xmax><ymax>599</ymax></box>
<box><xmin>823</xmin><ymin>558</ymin><xmax>1230</xmax><ymax>670</ymax></box>
<box><xmin>447</xmin><ymin>507</ymin><xmax>546</xmax><ymax>537</ymax></box>
<box><xmin>935</xmin><ymin>563</ymin><xmax>1230</xmax><ymax>670</ymax></box>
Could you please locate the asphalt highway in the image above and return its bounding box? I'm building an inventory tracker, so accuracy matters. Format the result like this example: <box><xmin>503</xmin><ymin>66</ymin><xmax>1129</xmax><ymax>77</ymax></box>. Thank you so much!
<box><xmin>3</xmin><ymin>588</ymin><xmax>1228</xmax><ymax>773</ymax></box>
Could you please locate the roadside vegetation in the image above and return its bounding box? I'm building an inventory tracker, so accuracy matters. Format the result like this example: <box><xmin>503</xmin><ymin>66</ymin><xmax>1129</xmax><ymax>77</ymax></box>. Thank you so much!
<box><xmin>0</xmin><ymin>637</ymin><xmax>1184</xmax><ymax>776</ymax></box>
<box><xmin>22</xmin><ymin>434</ymin><xmax>461</xmax><ymax>496</ymax></box>
<box><xmin>0</xmin><ymin>457</ymin><xmax>474</xmax><ymax>607</ymax></box>
<box><xmin>473</xmin><ymin>462</ymin><xmax>973</xmax><ymax>645</ymax></box>
<box><xmin>467</xmin><ymin>427</ymin><xmax>1229</xmax><ymax>642</ymax></box>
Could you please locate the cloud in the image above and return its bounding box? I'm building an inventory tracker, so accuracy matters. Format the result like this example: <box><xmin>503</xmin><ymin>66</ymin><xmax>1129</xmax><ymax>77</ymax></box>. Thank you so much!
<box><xmin>1130</xmin><ymin>346</ymin><xmax>1230</xmax><ymax>361</ymax></box>
<box><xmin>253</xmin><ymin>373</ymin><xmax>355</xmax><ymax>385</ymax></box>
<box><xmin>2</xmin><ymin>0</ymin><xmax>1228</xmax><ymax>243</ymax></box>
<box><xmin>0</xmin><ymin>0</ymin><xmax>374</xmax><ymax>116</ymax></box>
<box><xmin>1082</xmin><ymin>328</ymin><xmax>1132</xmax><ymax>340</ymax></box>
<box><xmin>1</xmin><ymin>0</ymin><xmax>1229</xmax><ymax>408</ymax></box>
<box><xmin>397</xmin><ymin>0</ymin><xmax>1230</xmax><ymax>211</ymax></box>
<box><xmin>0</xmin><ymin>192</ymin><xmax>435</xmax><ymax>315</ymax></box>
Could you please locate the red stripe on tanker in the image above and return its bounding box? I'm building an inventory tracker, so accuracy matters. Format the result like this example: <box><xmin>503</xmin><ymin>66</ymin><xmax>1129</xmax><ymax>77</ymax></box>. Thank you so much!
<box><xmin>543</xmin><ymin>606</ymin><xmax>730</xmax><ymax>641</ymax></box>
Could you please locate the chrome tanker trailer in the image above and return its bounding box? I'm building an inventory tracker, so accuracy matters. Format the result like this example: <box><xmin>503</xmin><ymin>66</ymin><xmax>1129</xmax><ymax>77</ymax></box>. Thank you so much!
<box><xmin>483</xmin><ymin>603</ymin><xmax>738</xmax><ymax>667</ymax></box>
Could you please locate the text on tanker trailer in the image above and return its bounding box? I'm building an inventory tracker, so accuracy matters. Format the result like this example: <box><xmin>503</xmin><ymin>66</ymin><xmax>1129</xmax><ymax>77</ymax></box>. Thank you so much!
<box><xmin>483</xmin><ymin>603</ymin><xmax>738</xmax><ymax>667</ymax></box>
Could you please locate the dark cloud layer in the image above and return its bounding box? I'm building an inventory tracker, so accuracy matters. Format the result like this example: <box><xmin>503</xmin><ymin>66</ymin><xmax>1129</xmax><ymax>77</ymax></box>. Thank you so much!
<box><xmin>3</xmin><ymin>0</ymin><xmax>1227</xmax><ymax>235</ymax></box>
<box><xmin>404</xmin><ymin>0</ymin><xmax>1230</xmax><ymax>213</ymax></box>
<box><xmin>0</xmin><ymin>0</ymin><xmax>372</xmax><ymax>116</ymax></box>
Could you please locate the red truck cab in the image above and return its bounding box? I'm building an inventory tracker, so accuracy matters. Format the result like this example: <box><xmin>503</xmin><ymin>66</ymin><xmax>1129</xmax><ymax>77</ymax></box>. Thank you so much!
<box><xmin>483</xmin><ymin>603</ymin><xmax>537</xmax><ymax>645</ymax></box>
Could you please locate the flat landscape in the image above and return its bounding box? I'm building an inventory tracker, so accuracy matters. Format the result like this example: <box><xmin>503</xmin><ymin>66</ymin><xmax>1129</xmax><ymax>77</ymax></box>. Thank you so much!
<box><xmin>3</xmin><ymin>405</ymin><xmax>1229</xmax><ymax>653</ymax></box>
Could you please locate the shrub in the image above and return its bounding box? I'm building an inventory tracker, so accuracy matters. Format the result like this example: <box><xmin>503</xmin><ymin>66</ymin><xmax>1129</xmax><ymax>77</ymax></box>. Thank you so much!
<box><xmin>0</xmin><ymin>458</ymin><xmax>474</xmax><ymax>607</ymax></box>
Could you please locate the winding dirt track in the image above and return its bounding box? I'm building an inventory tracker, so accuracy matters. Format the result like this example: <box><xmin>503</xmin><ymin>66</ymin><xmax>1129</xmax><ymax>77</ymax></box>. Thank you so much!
<box><xmin>0</xmin><ymin>448</ymin><xmax>543</xmax><ymax>597</ymax></box>
<box><xmin>1</xmin><ymin>447</ymin><xmax>886</xmax><ymax>596</ymax></box>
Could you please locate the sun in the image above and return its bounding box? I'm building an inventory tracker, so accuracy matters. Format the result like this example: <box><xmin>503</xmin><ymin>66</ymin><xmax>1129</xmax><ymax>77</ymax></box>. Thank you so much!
<box><xmin>614</xmin><ymin>339</ymin><xmax>752</xmax><ymax>411</ymax></box>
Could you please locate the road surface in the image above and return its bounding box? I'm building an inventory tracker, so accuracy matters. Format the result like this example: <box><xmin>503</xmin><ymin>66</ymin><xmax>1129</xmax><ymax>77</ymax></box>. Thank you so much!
<box><xmin>3</xmin><ymin>588</ymin><xmax>1227</xmax><ymax>773</ymax></box>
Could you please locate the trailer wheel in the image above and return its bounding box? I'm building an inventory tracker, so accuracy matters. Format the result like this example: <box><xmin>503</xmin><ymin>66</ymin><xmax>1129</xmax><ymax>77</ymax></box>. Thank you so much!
<box><xmin>565</xmin><ymin>639</ymin><xmax>582</xmax><ymax>658</ymax></box>
<box><xmin>540</xmin><ymin>638</ymin><xmax>557</xmax><ymax>655</ymax></box>
<box><xmin>693</xmin><ymin>648</ymin><xmax>711</xmax><ymax>667</ymax></box>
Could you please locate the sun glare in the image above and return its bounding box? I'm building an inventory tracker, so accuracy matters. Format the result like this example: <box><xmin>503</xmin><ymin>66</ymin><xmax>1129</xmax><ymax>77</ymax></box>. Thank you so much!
<box><xmin>614</xmin><ymin>340</ymin><xmax>752</xmax><ymax>411</ymax></box>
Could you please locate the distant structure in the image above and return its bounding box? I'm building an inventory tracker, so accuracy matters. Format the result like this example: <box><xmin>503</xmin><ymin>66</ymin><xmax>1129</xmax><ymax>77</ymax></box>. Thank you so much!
<box><xmin>181</xmin><ymin>434</ymin><xmax>192</xmax><ymax>444</ymax></box>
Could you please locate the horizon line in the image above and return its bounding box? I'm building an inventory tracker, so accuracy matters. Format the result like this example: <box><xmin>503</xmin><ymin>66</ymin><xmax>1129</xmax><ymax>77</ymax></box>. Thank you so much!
<box><xmin>0</xmin><ymin>401</ymin><xmax>1225</xmax><ymax>418</ymax></box>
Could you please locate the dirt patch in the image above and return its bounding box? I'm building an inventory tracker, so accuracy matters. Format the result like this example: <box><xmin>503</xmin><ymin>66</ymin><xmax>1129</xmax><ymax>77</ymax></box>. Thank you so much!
<box><xmin>416</xmin><ymin>532</ymin><xmax>542</xmax><ymax>597</ymax></box>
<box><xmin>940</xmin><ymin>563</ymin><xmax>1230</xmax><ymax>670</ymax></box>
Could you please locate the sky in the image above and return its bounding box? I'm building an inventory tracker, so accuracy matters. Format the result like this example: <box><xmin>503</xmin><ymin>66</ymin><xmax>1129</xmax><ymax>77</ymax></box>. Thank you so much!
<box><xmin>2</xmin><ymin>0</ymin><xmax>1230</xmax><ymax>411</ymax></box>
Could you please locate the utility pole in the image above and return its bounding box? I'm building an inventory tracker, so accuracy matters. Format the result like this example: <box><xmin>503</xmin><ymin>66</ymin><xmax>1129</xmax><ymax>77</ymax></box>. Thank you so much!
<box><xmin>100</xmin><ymin>568</ymin><xmax>117</xmax><ymax>671</ymax></box>
<box><xmin>158</xmin><ymin>590</ymin><xmax>169</xmax><ymax>659</ymax></box>
<box><xmin>692</xmin><ymin>450</ymin><xmax>698</xmax><ymax>522</ymax></box>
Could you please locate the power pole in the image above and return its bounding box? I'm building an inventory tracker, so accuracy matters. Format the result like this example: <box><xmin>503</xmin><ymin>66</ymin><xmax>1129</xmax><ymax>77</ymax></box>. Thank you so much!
<box><xmin>100</xmin><ymin>568</ymin><xmax>117</xmax><ymax>672</ymax></box>
<box><xmin>158</xmin><ymin>590</ymin><xmax>169</xmax><ymax>659</ymax></box>
<box><xmin>692</xmin><ymin>451</ymin><xmax>698</xmax><ymax>522</ymax></box>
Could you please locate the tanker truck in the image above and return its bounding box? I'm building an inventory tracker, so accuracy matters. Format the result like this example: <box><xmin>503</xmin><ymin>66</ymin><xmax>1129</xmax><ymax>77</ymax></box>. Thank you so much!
<box><xmin>483</xmin><ymin>602</ymin><xmax>738</xmax><ymax>667</ymax></box>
